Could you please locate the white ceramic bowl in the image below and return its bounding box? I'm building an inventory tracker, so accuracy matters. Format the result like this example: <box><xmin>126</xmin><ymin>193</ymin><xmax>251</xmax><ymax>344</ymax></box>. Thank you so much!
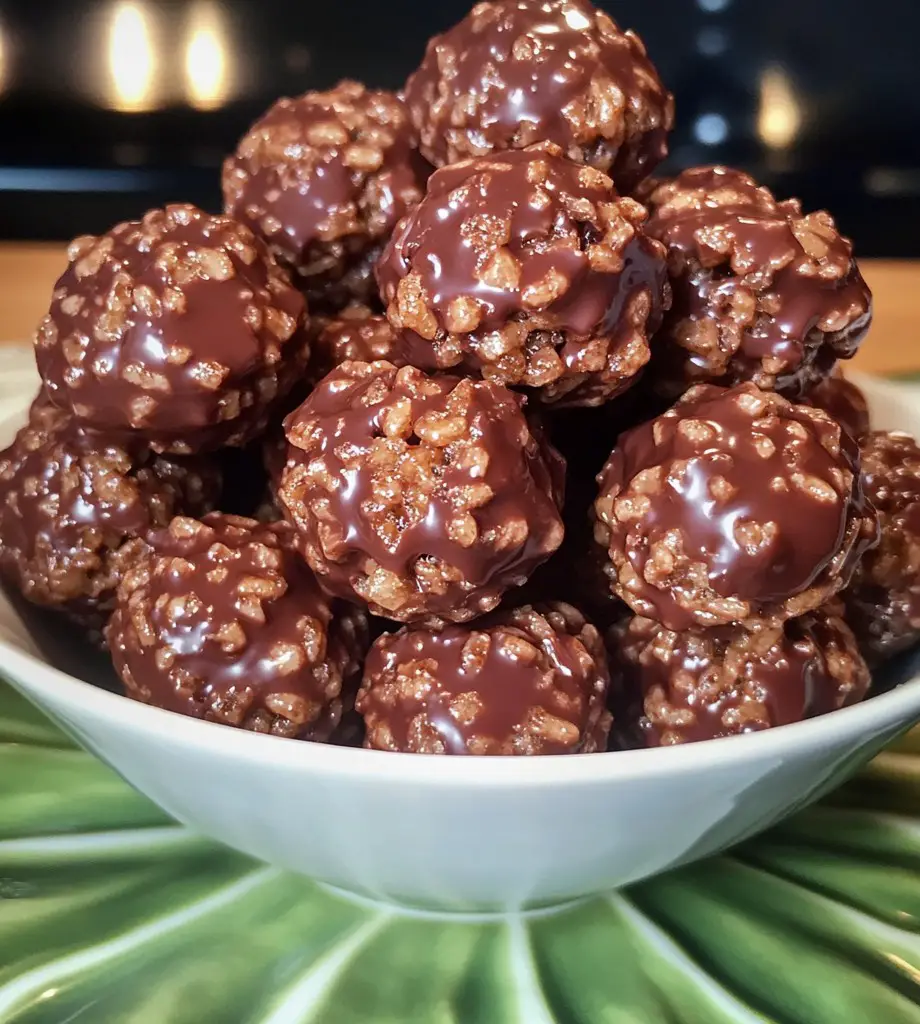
<box><xmin>2</xmin><ymin>344</ymin><xmax>920</xmax><ymax>912</ymax></box>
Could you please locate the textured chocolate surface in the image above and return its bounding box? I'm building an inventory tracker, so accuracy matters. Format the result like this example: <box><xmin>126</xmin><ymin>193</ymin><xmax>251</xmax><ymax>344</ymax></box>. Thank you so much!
<box><xmin>106</xmin><ymin>514</ymin><xmax>368</xmax><ymax>740</ymax></box>
<box><xmin>357</xmin><ymin>602</ymin><xmax>611</xmax><ymax>754</ymax></box>
<box><xmin>801</xmin><ymin>370</ymin><xmax>870</xmax><ymax>442</ymax></box>
<box><xmin>403</xmin><ymin>0</ymin><xmax>673</xmax><ymax>192</ymax></box>
<box><xmin>845</xmin><ymin>431</ymin><xmax>920</xmax><ymax>662</ymax></box>
<box><xmin>223</xmin><ymin>81</ymin><xmax>430</xmax><ymax>310</ymax></box>
<box><xmin>308</xmin><ymin>306</ymin><xmax>409</xmax><ymax>384</ymax></box>
<box><xmin>594</xmin><ymin>382</ymin><xmax>878</xmax><ymax>629</ymax></box>
<box><xmin>0</xmin><ymin>394</ymin><xmax>219</xmax><ymax>631</ymax></box>
<box><xmin>377</xmin><ymin>143</ymin><xmax>669</xmax><ymax>406</ymax></box>
<box><xmin>610</xmin><ymin>604</ymin><xmax>869</xmax><ymax>746</ymax></box>
<box><xmin>34</xmin><ymin>205</ymin><xmax>309</xmax><ymax>455</ymax></box>
<box><xmin>278</xmin><ymin>361</ymin><xmax>564</xmax><ymax>622</ymax></box>
<box><xmin>643</xmin><ymin>166</ymin><xmax>872</xmax><ymax>399</ymax></box>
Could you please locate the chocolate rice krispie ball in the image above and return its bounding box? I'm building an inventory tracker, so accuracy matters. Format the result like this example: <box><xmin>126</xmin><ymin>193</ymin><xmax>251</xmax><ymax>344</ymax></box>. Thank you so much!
<box><xmin>34</xmin><ymin>204</ymin><xmax>309</xmax><ymax>455</ymax></box>
<box><xmin>222</xmin><ymin>81</ymin><xmax>430</xmax><ymax>311</ymax></box>
<box><xmin>609</xmin><ymin>604</ymin><xmax>869</xmax><ymax>746</ymax></box>
<box><xmin>278</xmin><ymin>361</ymin><xmax>565</xmax><ymax>622</ymax></box>
<box><xmin>106</xmin><ymin>514</ymin><xmax>368</xmax><ymax>740</ymax></box>
<box><xmin>844</xmin><ymin>431</ymin><xmax>920</xmax><ymax>662</ymax></box>
<box><xmin>308</xmin><ymin>305</ymin><xmax>409</xmax><ymax>384</ymax></box>
<box><xmin>593</xmin><ymin>382</ymin><xmax>878</xmax><ymax>630</ymax></box>
<box><xmin>642</xmin><ymin>166</ymin><xmax>872</xmax><ymax>399</ymax></box>
<box><xmin>376</xmin><ymin>144</ymin><xmax>670</xmax><ymax>406</ymax></box>
<box><xmin>403</xmin><ymin>0</ymin><xmax>674</xmax><ymax>192</ymax></box>
<box><xmin>357</xmin><ymin>602</ymin><xmax>611</xmax><ymax>754</ymax></box>
<box><xmin>801</xmin><ymin>370</ymin><xmax>870</xmax><ymax>443</ymax></box>
<box><xmin>0</xmin><ymin>395</ymin><xmax>219</xmax><ymax>631</ymax></box>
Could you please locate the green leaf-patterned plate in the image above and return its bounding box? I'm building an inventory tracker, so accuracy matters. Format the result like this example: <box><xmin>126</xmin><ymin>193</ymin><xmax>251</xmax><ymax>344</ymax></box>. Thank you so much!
<box><xmin>1</xmin><ymin>681</ymin><xmax>918</xmax><ymax>1023</ymax></box>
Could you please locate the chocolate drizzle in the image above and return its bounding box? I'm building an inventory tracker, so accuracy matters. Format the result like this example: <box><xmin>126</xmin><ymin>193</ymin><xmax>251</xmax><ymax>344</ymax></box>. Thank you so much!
<box><xmin>403</xmin><ymin>0</ymin><xmax>673</xmax><ymax>190</ymax></box>
<box><xmin>279</xmin><ymin>362</ymin><xmax>564</xmax><ymax>621</ymax></box>
<box><xmin>357</xmin><ymin>602</ymin><xmax>611</xmax><ymax>754</ymax></box>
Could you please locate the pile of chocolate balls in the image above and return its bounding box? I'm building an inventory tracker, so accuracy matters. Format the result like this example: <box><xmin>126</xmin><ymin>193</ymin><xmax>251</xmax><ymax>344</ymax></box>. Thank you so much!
<box><xmin>1</xmin><ymin>0</ymin><xmax>917</xmax><ymax>755</ymax></box>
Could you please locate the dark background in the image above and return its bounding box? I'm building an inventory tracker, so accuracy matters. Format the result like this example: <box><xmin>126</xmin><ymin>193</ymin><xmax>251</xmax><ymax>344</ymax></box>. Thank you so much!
<box><xmin>0</xmin><ymin>0</ymin><xmax>917</xmax><ymax>252</ymax></box>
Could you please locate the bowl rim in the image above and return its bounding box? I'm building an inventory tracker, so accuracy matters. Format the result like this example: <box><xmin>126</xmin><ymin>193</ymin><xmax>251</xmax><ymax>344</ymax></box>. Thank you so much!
<box><xmin>4</xmin><ymin>631</ymin><xmax>920</xmax><ymax>788</ymax></box>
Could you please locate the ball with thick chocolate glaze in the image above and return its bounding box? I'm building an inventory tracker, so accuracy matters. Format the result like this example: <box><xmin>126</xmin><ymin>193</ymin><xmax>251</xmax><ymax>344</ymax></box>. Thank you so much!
<box><xmin>844</xmin><ymin>431</ymin><xmax>920</xmax><ymax>662</ymax></box>
<box><xmin>357</xmin><ymin>602</ymin><xmax>611</xmax><ymax>754</ymax></box>
<box><xmin>222</xmin><ymin>81</ymin><xmax>430</xmax><ymax>311</ymax></box>
<box><xmin>34</xmin><ymin>205</ymin><xmax>309</xmax><ymax>455</ymax></box>
<box><xmin>376</xmin><ymin>144</ymin><xmax>670</xmax><ymax>407</ymax></box>
<box><xmin>609</xmin><ymin>605</ymin><xmax>869</xmax><ymax>746</ymax></box>
<box><xmin>0</xmin><ymin>394</ymin><xmax>219</xmax><ymax>632</ymax></box>
<box><xmin>642</xmin><ymin>166</ymin><xmax>872</xmax><ymax>399</ymax></box>
<box><xmin>106</xmin><ymin>514</ymin><xmax>368</xmax><ymax>740</ymax></box>
<box><xmin>278</xmin><ymin>361</ymin><xmax>565</xmax><ymax>622</ymax></box>
<box><xmin>403</xmin><ymin>0</ymin><xmax>673</xmax><ymax>192</ymax></box>
<box><xmin>594</xmin><ymin>383</ymin><xmax>878</xmax><ymax>630</ymax></box>
<box><xmin>801</xmin><ymin>370</ymin><xmax>870</xmax><ymax>443</ymax></box>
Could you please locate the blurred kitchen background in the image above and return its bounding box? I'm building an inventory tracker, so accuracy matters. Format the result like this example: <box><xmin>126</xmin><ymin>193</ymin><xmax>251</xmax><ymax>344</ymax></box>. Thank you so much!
<box><xmin>0</xmin><ymin>0</ymin><xmax>917</xmax><ymax>251</ymax></box>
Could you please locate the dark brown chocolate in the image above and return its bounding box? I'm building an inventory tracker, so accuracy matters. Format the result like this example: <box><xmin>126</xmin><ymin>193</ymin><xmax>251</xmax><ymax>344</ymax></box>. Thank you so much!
<box><xmin>0</xmin><ymin>393</ymin><xmax>219</xmax><ymax>632</ymax></box>
<box><xmin>106</xmin><ymin>514</ymin><xmax>368</xmax><ymax>740</ymax></box>
<box><xmin>223</xmin><ymin>81</ymin><xmax>430</xmax><ymax>310</ymax></box>
<box><xmin>403</xmin><ymin>0</ymin><xmax>673</xmax><ymax>192</ymax></box>
<box><xmin>801</xmin><ymin>371</ymin><xmax>870</xmax><ymax>442</ymax></box>
<box><xmin>642</xmin><ymin>166</ymin><xmax>872</xmax><ymax>399</ymax></box>
<box><xmin>357</xmin><ymin>602</ymin><xmax>611</xmax><ymax>754</ymax></box>
<box><xmin>34</xmin><ymin>205</ymin><xmax>310</xmax><ymax>455</ymax></box>
<box><xmin>610</xmin><ymin>604</ymin><xmax>869</xmax><ymax>746</ymax></box>
<box><xmin>278</xmin><ymin>361</ymin><xmax>565</xmax><ymax>622</ymax></box>
<box><xmin>594</xmin><ymin>382</ymin><xmax>879</xmax><ymax>630</ymax></box>
<box><xmin>376</xmin><ymin>143</ymin><xmax>669</xmax><ymax>406</ymax></box>
<box><xmin>844</xmin><ymin>431</ymin><xmax>920</xmax><ymax>662</ymax></box>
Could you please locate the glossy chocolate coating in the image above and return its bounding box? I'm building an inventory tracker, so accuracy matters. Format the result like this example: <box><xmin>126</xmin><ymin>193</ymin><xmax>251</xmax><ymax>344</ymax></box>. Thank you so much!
<box><xmin>278</xmin><ymin>361</ymin><xmax>564</xmax><ymax>622</ymax></box>
<box><xmin>34</xmin><ymin>205</ymin><xmax>309</xmax><ymax>455</ymax></box>
<box><xmin>106</xmin><ymin>514</ymin><xmax>368</xmax><ymax>740</ymax></box>
<box><xmin>643</xmin><ymin>166</ymin><xmax>872</xmax><ymax>399</ymax></box>
<box><xmin>844</xmin><ymin>431</ymin><xmax>920</xmax><ymax>662</ymax></box>
<box><xmin>801</xmin><ymin>371</ymin><xmax>870</xmax><ymax>443</ymax></box>
<box><xmin>223</xmin><ymin>81</ymin><xmax>430</xmax><ymax>310</ymax></box>
<box><xmin>594</xmin><ymin>382</ymin><xmax>878</xmax><ymax>630</ymax></box>
<box><xmin>376</xmin><ymin>144</ymin><xmax>669</xmax><ymax>406</ymax></box>
<box><xmin>610</xmin><ymin>605</ymin><xmax>869</xmax><ymax>746</ymax></box>
<box><xmin>403</xmin><ymin>0</ymin><xmax>673</xmax><ymax>192</ymax></box>
<box><xmin>0</xmin><ymin>394</ymin><xmax>219</xmax><ymax>631</ymax></box>
<box><xmin>357</xmin><ymin>602</ymin><xmax>611</xmax><ymax>754</ymax></box>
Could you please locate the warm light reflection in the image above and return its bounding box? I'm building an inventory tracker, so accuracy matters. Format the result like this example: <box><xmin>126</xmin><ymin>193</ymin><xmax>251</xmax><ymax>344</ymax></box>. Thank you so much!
<box><xmin>0</xmin><ymin>21</ymin><xmax>8</xmax><ymax>95</ymax></box>
<box><xmin>107</xmin><ymin>2</ymin><xmax>159</xmax><ymax>112</ymax></box>
<box><xmin>184</xmin><ymin>2</ymin><xmax>233</xmax><ymax>111</ymax></box>
<box><xmin>757</xmin><ymin>66</ymin><xmax>802</xmax><ymax>150</ymax></box>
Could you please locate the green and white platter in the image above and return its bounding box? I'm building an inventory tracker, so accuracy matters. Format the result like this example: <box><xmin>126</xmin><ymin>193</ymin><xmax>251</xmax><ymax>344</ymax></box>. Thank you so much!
<box><xmin>1</xmin><ymin>679</ymin><xmax>919</xmax><ymax>1023</ymax></box>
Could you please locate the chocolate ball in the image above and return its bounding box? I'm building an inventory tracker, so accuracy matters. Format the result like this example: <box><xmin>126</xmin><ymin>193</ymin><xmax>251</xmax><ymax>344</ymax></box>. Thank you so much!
<box><xmin>801</xmin><ymin>370</ymin><xmax>870</xmax><ymax>443</ymax></box>
<box><xmin>308</xmin><ymin>306</ymin><xmax>409</xmax><ymax>384</ymax></box>
<box><xmin>376</xmin><ymin>144</ymin><xmax>670</xmax><ymax>407</ymax></box>
<box><xmin>356</xmin><ymin>602</ymin><xmax>611</xmax><ymax>754</ymax></box>
<box><xmin>106</xmin><ymin>514</ymin><xmax>368</xmax><ymax>740</ymax></box>
<box><xmin>278</xmin><ymin>361</ymin><xmax>565</xmax><ymax>622</ymax></box>
<box><xmin>222</xmin><ymin>81</ymin><xmax>430</xmax><ymax>311</ymax></box>
<box><xmin>0</xmin><ymin>394</ymin><xmax>219</xmax><ymax>632</ymax></box>
<box><xmin>642</xmin><ymin>166</ymin><xmax>872</xmax><ymax>399</ymax></box>
<box><xmin>844</xmin><ymin>431</ymin><xmax>920</xmax><ymax>662</ymax></box>
<box><xmin>34</xmin><ymin>205</ymin><xmax>309</xmax><ymax>455</ymax></box>
<box><xmin>609</xmin><ymin>605</ymin><xmax>869</xmax><ymax>746</ymax></box>
<box><xmin>593</xmin><ymin>383</ymin><xmax>878</xmax><ymax>630</ymax></box>
<box><xmin>403</xmin><ymin>0</ymin><xmax>673</xmax><ymax>192</ymax></box>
